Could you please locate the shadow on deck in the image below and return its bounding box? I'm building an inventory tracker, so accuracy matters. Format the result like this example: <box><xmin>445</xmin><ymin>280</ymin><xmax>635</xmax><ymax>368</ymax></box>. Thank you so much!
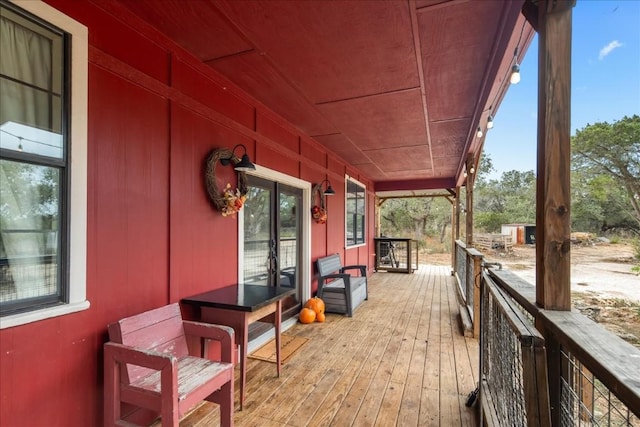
<box><xmin>164</xmin><ymin>264</ymin><xmax>480</xmax><ymax>426</ymax></box>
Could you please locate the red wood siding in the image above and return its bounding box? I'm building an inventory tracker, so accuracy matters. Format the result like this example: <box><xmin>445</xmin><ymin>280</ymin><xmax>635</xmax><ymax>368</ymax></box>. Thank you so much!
<box><xmin>0</xmin><ymin>1</ymin><xmax>374</xmax><ymax>425</ymax></box>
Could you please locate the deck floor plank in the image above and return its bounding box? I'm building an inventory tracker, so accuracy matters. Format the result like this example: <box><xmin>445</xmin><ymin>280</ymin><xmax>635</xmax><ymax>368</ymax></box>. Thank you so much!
<box><xmin>331</xmin><ymin>273</ymin><xmax>412</xmax><ymax>426</ymax></box>
<box><xmin>397</xmin><ymin>269</ymin><xmax>435</xmax><ymax>426</ymax></box>
<box><xmin>353</xmin><ymin>271</ymin><xmax>420</xmax><ymax>426</ymax></box>
<box><xmin>164</xmin><ymin>264</ymin><xmax>479</xmax><ymax>427</ymax></box>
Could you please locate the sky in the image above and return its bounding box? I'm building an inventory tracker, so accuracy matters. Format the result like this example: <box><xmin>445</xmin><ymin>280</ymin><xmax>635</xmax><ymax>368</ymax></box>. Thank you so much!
<box><xmin>484</xmin><ymin>0</ymin><xmax>640</xmax><ymax>180</ymax></box>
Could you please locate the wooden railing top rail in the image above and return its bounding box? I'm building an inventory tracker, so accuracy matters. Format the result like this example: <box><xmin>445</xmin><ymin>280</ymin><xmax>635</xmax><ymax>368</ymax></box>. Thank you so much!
<box><xmin>455</xmin><ymin>240</ymin><xmax>483</xmax><ymax>258</ymax></box>
<box><xmin>484</xmin><ymin>273</ymin><xmax>545</xmax><ymax>347</ymax></box>
<box><xmin>374</xmin><ymin>237</ymin><xmax>415</xmax><ymax>242</ymax></box>
<box><xmin>487</xmin><ymin>268</ymin><xmax>538</xmax><ymax>316</ymax></box>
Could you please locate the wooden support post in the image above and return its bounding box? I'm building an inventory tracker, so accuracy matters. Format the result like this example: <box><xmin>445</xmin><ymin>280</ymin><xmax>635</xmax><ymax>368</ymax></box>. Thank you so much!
<box><xmin>535</xmin><ymin>0</ymin><xmax>574</xmax><ymax>310</ymax></box>
<box><xmin>375</xmin><ymin>197</ymin><xmax>383</xmax><ymax>237</ymax></box>
<box><xmin>534</xmin><ymin>1</ymin><xmax>575</xmax><ymax>425</ymax></box>
<box><xmin>465</xmin><ymin>154</ymin><xmax>474</xmax><ymax>247</ymax></box>
<box><xmin>451</xmin><ymin>188</ymin><xmax>460</xmax><ymax>270</ymax></box>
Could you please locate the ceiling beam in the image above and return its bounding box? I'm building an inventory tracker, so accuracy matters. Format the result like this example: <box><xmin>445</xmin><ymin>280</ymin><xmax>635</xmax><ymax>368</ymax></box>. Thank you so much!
<box><xmin>409</xmin><ymin>0</ymin><xmax>435</xmax><ymax>177</ymax></box>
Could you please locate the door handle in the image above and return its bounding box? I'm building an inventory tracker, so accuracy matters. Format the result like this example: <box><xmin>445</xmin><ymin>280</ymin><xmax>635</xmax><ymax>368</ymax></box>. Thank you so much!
<box><xmin>268</xmin><ymin>239</ymin><xmax>278</xmax><ymax>275</ymax></box>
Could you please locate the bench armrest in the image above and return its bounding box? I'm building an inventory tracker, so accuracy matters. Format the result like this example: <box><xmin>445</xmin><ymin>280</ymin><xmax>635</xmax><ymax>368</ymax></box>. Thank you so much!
<box><xmin>104</xmin><ymin>341</ymin><xmax>179</xmax><ymax>404</ymax></box>
<box><xmin>104</xmin><ymin>341</ymin><xmax>177</xmax><ymax>369</ymax></box>
<box><xmin>182</xmin><ymin>321</ymin><xmax>234</xmax><ymax>363</ymax></box>
<box><xmin>341</xmin><ymin>265</ymin><xmax>367</xmax><ymax>277</ymax></box>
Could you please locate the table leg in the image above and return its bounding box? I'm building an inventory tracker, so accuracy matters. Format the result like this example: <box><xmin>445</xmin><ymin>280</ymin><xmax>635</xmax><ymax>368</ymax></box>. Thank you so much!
<box><xmin>275</xmin><ymin>299</ymin><xmax>282</xmax><ymax>377</ymax></box>
<box><xmin>239</xmin><ymin>319</ymin><xmax>248</xmax><ymax>410</ymax></box>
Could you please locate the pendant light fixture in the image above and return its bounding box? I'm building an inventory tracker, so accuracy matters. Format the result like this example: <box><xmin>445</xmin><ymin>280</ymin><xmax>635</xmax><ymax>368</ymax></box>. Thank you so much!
<box><xmin>510</xmin><ymin>47</ymin><xmax>521</xmax><ymax>85</ymax></box>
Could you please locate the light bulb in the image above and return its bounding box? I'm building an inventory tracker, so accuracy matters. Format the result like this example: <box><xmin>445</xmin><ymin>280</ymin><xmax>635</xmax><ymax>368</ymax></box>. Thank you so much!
<box><xmin>476</xmin><ymin>127</ymin><xmax>483</xmax><ymax>138</ymax></box>
<box><xmin>487</xmin><ymin>115</ymin><xmax>494</xmax><ymax>129</ymax></box>
<box><xmin>470</xmin><ymin>167</ymin><xmax>475</xmax><ymax>174</ymax></box>
<box><xmin>510</xmin><ymin>64</ymin><xmax>521</xmax><ymax>84</ymax></box>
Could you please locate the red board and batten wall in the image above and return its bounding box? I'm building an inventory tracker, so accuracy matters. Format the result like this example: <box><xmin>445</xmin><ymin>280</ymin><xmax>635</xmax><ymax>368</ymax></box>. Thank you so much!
<box><xmin>0</xmin><ymin>1</ymin><xmax>374</xmax><ymax>425</ymax></box>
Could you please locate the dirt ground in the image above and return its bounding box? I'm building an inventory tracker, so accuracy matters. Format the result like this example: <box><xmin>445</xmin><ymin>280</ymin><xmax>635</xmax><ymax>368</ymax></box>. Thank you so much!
<box><xmin>425</xmin><ymin>242</ymin><xmax>640</xmax><ymax>347</ymax></box>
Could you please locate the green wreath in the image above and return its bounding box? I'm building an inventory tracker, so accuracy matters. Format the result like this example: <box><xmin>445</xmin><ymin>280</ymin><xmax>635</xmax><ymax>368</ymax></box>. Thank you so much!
<box><xmin>205</xmin><ymin>147</ymin><xmax>248</xmax><ymax>212</ymax></box>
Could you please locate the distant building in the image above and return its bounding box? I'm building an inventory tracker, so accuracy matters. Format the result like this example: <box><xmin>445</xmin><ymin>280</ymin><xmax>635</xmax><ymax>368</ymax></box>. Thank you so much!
<box><xmin>501</xmin><ymin>224</ymin><xmax>536</xmax><ymax>245</ymax></box>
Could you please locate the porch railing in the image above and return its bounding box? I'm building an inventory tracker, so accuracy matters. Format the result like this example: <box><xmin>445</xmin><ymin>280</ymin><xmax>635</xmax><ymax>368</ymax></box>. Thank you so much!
<box><xmin>482</xmin><ymin>267</ymin><xmax>640</xmax><ymax>426</ymax></box>
<box><xmin>481</xmin><ymin>270</ymin><xmax>551</xmax><ymax>426</ymax></box>
<box><xmin>454</xmin><ymin>240</ymin><xmax>484</xmax><ymax>337</ymax></box>
<box><xmin>373</xmin><ymin>237</ymin><xmax>418</xmax><ymax>273</ymax></box>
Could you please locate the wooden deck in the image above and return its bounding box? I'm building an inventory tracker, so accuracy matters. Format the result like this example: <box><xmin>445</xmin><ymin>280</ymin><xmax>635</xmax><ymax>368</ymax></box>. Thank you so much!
<box><xmin>170</xmin><ymin>264</ymin><xmax>480</xmax><ymax>426</ymax></box>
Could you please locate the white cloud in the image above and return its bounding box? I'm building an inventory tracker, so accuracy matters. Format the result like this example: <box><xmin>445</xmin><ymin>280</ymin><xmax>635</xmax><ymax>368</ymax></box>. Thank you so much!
<box><xmin>599</xmin><ymin>40</ymin><xmax>623</xmax><ymax>60</ymax></box>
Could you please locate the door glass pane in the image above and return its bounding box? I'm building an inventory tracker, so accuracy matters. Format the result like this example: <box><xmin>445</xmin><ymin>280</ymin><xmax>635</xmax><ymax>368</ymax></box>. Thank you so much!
<box><xmin>243</xmin><ymin>184</ymin><xmax>272</xmax><ymax>285</ymax></box>
<box><xmin>278</xmin><ymin>188</ymin><xmax>300</xmax><ymax>289</ymax></box>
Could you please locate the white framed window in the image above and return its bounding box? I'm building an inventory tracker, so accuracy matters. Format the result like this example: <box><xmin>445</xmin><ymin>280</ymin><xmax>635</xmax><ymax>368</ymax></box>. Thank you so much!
<box><xmin>345</xmin><ymin>175</ymin><xmax>366</xmax><ymax>248</ymax></box>
<box><xmin>0</xmin><ymin>0</ymin><xmax>88</xmax><ymax>328</ymax></box>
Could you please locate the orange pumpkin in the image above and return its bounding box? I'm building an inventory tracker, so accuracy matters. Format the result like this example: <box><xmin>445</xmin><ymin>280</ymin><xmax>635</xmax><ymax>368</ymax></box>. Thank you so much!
<box><xmin>305</xmin><ymin>296</ymin><xmax>325</xmax><ymax>315</ymax></box>
<box><xmin>299</xmin><ymin>307</ymin><xmax>316</xmax><ymax>324</ymax></box>
<box><xmin>316</xmin><ymin>312</ymin><xmax>326</xmax><ymax>323</ymax></box>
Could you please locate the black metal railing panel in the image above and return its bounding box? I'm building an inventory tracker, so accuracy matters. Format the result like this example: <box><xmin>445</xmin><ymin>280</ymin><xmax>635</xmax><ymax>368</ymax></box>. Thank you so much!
<box><xmin>559</xmin><ymin>350</ymin><xmax>639</xmax><ymax>426</ymax></box>
<box><xmin>486</xmin><ymin>268</ymin><xmax>640</xmax><ymax>426</ymax></box>
<box><xmin>455</xmin><ymin>240</ymin><xmax>467</xmax><ymax>302</ymax></box>
<box><xmin>374</xmin><ymin>237</ymin><xmax>418</xmax><ymax>273</ymax></box>
<box><xmin>481</xmin><ymin>271</ymin><xmax>551</xmax><ymax>427</ymax></box>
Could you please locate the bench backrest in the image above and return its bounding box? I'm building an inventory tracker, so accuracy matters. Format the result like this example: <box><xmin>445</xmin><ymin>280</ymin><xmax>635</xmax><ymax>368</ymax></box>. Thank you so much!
<box><xmin>317</xmin><ymin>254</ymin><xmax>342</xmax><ymax>277</ymax></box>
<box><xmin>107</xmin><ymin>303</ymin><xmax>189</xmax><ymax>384</ymax></box>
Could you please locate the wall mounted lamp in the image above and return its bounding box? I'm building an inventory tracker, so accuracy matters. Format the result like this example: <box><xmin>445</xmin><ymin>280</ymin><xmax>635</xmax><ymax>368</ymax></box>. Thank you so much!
<box><xmin>317</xmin><ymin>179</ymin><xmax>335</xmax><ymax>195</ymax></box>
<box><xmin>220</xmin><ymin>144</ymin><xmax>256</xmax><ymax>171</ymax></box>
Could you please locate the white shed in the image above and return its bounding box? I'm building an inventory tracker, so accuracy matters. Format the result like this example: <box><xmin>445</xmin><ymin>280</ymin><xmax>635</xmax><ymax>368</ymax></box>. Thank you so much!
<box><xmin>501</xmin><ymin>224</ymin><xmax>536</xmax><ymax>245</ymax></box>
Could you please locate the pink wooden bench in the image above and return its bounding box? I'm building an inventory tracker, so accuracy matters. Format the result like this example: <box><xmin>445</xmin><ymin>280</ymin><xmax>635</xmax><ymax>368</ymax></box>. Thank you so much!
<box><xmin>103</xmin><ymin>303</ymin><xmax>235</xmax><ymax>426</ymax></box>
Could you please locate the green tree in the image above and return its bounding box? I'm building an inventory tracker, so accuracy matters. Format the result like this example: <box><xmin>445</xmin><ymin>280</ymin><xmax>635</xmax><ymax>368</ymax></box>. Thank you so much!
<box><xmin>474</xmin><ymin>169</ymin><xmax>536</xmax><ymax>233</ymax></box>
<box><xmin>572</xmin><ymin>115</ymin><xmax>640</xmax><ymax>234</ymax></box>
<box><xmin>380</xmin><ymin>196</ymin><xmax>453</xmax><ymax>244</ymax></box>
<box><xmin>381</xmin><ymin>198</ymin><xmax>433</xmax><ymax>240</ymax></box>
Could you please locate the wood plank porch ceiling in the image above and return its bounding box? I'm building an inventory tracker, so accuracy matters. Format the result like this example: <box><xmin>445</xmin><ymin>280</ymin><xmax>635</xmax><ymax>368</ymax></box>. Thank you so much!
<box><xmin>118</xmin><ymin>0</ymin><xmax>533</xmax><ymax>193</ymax></box>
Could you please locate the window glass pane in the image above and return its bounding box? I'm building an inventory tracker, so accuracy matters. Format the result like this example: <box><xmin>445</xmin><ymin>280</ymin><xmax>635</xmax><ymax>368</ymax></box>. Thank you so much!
<box><xmin>1</xmin><ymin>159</ymin><xmax>61</xmax><ymax>304</ymax></box>
<box><xmin>0</xmin><ymin>9</ymin><xmax>53</xmax><ymax>90</ymax></box>
<box><xmin>346</xmin><ymin>178</ymin><xmax>366</xmax><ymax>247</ymax></box>
<box><xmin>0</xmin><ymin>8</ymin><xmax>64</xmax><ymax>158</ymax></box>
<box><xmin>0</xmin><ymin>115</ymin><xmax>64</xmax><ymax>159</ymax></box>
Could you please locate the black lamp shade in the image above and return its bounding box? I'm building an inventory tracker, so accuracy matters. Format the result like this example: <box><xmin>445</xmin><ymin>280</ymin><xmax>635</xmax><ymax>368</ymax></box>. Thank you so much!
<box><xmin>234</xmin><ymin>153</ymin><xmax>256</xmax><ymax>171</ymax></box>
<box><xmin>324</xmin><ymin>185</ymin><xmax>335</xmax><ymax>195</ymax></box>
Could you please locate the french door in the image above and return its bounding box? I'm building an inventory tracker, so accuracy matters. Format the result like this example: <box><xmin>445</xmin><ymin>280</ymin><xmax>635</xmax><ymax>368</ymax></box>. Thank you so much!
<box><xmin>242</xmin><ymin>175</ymin><xmax>303</xmax><ymax>331</ymax></box>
